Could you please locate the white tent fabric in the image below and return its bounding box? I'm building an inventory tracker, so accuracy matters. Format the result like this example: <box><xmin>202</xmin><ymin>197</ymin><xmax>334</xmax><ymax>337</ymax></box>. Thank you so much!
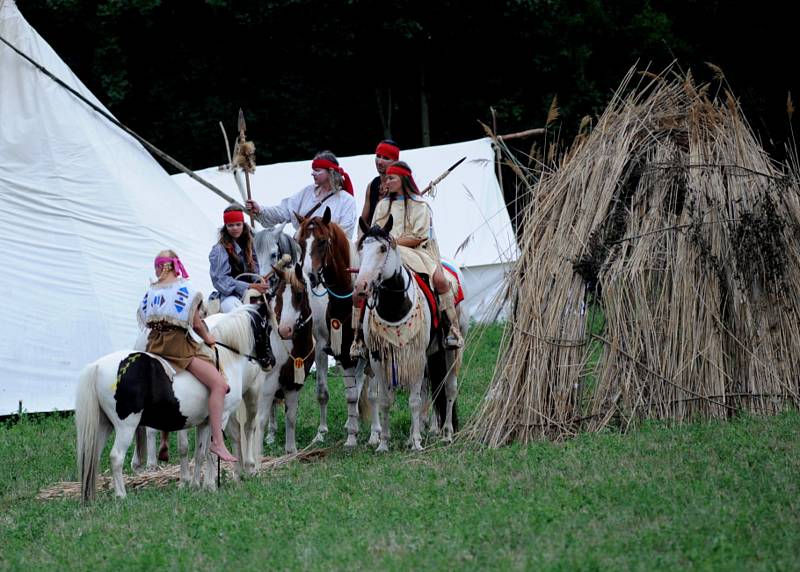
<box><xmin>172</xmin><ymin>137</ymin><xmax>517</xmax><ymax>323</ymax></box>
<box><xmin>0</xmin><ymin>0</ymin><xmax>516</xmax><ymax>415</ymax></box>
<box><xmin>0</xmin><ymin>1</ymin><xmax>216</xmax><ymax>415</ymax></box>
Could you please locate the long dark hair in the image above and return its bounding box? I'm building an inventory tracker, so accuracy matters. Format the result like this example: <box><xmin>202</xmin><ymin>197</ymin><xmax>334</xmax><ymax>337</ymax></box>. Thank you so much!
<box><xmin>389</xmin><ymin>160</ymin><xmax>420</xmax><ymax>231</ymax></box>
<box><xmin>218</xmin><ymin>205</ymin><xmax>256</xmax><ymax>273</ymax></box>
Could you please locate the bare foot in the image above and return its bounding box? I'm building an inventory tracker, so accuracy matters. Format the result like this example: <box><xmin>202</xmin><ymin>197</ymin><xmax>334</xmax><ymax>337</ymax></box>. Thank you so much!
<box><xmin>210</xmin><ymin>442</ymin><xmax>236</xmax><ymax>463</ymax></box>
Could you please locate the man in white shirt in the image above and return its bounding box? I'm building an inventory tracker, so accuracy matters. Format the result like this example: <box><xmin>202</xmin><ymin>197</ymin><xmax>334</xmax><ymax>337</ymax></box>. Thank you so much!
<box><xmin>246</xmin><ymin>150</ymin><xmax>357</xmax><ymax>238</ymax></box>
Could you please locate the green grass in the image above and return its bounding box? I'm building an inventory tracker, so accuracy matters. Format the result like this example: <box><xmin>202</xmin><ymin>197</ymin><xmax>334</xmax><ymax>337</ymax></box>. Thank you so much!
<box><xmin>1</xmin><ymin>324</ymin><xmax>799</xmax><ymax>571</ymax></box>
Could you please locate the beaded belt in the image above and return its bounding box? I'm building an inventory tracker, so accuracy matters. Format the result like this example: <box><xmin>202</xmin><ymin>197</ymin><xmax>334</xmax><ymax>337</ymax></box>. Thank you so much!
<box><xmin>148</xmin><ymin>321</ymin><xmax>183</xmax><ymax>333</ymax></box>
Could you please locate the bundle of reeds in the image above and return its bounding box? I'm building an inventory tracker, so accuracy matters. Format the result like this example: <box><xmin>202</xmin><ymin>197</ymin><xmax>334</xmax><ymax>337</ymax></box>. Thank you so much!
<box><xmin>467</xmin><ymin>65</ymin><xmax>800</xmax><ymax>446</ymax></box>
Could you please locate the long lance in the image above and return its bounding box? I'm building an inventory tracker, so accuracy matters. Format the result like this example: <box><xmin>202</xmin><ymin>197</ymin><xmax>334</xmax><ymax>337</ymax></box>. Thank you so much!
<box><xmin>421</xmin><ymin>156</ymin><xmax>466</xmax><ymax>196</ymax></box>
<box><xmin>237</xmin><ymin>109</ymin><xmax>256</xmax><ymax>228</ymax></box>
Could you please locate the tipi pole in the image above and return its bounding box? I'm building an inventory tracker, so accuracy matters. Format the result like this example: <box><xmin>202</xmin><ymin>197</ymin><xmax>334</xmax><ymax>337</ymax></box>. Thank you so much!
<box><xmin>0</xmin><ymin>32</ymin><xmax>240</xmax><ymax>206</ymax></box>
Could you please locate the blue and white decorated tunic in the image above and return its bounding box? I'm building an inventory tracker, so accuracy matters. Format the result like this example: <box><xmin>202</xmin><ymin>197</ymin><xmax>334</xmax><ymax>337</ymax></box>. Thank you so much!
<box><xmin>137</xmin><ymin>279</ymin><xmax>203</xmax><ymax>330</ymax></box>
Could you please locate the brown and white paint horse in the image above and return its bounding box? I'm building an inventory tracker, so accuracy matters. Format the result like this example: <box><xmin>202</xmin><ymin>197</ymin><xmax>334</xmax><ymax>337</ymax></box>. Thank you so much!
<box><xmin>295</xmin><ymin>207</ymin><xmax>373</xmax><ymax>448</ymax></box>
<box><xmin>248</xmin><ymin>258</ymin><xmax>314</xmax><ymax>464</ymax></box>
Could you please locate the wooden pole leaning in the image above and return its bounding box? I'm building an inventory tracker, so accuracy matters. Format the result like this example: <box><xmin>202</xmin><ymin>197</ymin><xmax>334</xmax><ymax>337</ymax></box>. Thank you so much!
<box><xmin>237</xmin><ymin>109</ymin><xmax>256</xmax><ymax>229</ymax></box>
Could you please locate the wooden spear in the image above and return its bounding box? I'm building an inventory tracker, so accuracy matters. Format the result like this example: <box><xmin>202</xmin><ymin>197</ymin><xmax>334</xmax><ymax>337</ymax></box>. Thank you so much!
<box><xmin>421</xmin><ymin>156</ymin><xmax>466</xmax><ymax>196</ymax></box>
<box><xmin>236</xmin><ymin>109</ymin><xmax>256</xmax><ymax>228</ymax></box>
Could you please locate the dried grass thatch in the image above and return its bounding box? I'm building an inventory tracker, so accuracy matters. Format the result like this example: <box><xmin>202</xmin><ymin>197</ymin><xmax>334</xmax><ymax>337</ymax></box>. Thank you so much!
<box><xmin>467</xmin><ymin>64</ymin><xmax>800</xmax><ymax>446</ymax></box>
<box><xmin>37</xmin><ymin>448</ymin><xmax>329</xmax><ymax>501</ymax></box>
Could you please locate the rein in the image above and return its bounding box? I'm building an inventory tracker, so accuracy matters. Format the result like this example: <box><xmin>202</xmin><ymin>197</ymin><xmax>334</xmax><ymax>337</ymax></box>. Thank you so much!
<box><xmin>269</xmin><ymin>304</ymin><xmax>316</xmax><ymax>364</ymax></box>
<box><xmin>367</xmin><ymin>266</ymin><xmax>413</xmax><ymax>310</ymax></box>
<box><xmin>309</xmin><ymin>236</ymin><xmax>354</xmax><ymax>299</ymax></box>
<box><xmin>214</xmin><ymin>341</ymin><xmax>263</xmax><ymax>364</ymax></box>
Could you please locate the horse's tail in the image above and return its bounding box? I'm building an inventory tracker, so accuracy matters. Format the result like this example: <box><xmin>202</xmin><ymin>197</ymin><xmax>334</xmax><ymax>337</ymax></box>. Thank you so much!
<box><xmin>75</xmin><ymin>361</ymin><xmax>104</xmax><ymax>503</ymax></box>
<box><xmin>428</xmin><ymin>350</ymin><xmax>449</xmax><ymax>431</ymax></box>
<box><xmin>358</xmin><ymin>376</ymin><xmax>372</xmax><ymax>423</ymax></box>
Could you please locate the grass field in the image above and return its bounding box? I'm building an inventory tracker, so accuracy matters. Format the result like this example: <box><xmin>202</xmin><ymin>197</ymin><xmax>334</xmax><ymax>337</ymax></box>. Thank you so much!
<box><xmin>1</xmin><ymin>324</ymin><xmax>799</xmax><ymax>571</ymax></box>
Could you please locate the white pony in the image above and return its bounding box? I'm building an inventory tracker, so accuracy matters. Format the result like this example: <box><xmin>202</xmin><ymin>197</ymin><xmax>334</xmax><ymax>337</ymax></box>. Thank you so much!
<box><xmin>353</xmin><ymin>216</ymin><xmax>469</xmax><ymax>451</ymax></box>
<box><xmin>75</xmin><ymin>304</ymin><xmax>273</xmax><ymax>501</ymax></box>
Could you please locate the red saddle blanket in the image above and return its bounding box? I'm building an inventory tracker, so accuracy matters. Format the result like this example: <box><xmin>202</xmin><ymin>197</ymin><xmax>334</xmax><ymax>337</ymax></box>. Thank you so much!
<box><xmin>441</xmin><ymin>261</ymin><xmax>465</xmax><ymax>306</ymax></box>
<box><xmin>411</xmin><ymin>264</ymin><xmax>464</xmax><ymax>331</ymax></box>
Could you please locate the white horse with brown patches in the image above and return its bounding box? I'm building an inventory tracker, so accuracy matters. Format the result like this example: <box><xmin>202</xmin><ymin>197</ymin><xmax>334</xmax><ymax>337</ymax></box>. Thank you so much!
<box><xmin>354</xmin><ymin>216</ymin><xmax>468</xmax><ymax>451</ymax></box>
<box><xmin>248</xmin><ymin>258</ymin><xmax>314</xmax><ymax>467</ymax></box>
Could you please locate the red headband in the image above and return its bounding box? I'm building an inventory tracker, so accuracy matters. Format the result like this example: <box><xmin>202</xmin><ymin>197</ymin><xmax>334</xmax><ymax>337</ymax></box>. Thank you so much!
<box><xmin>224</xmin><ymin>210</ymin><xmax>245</xmax><ymax>224</ymax></box>
<box><xmin>375</xmin><ymin>142</ymin><xmax>400</xmax><ymax>160</ymax></box>
<box><xmin>386</xmin><ymin>164</ymin><xmax>412</xmax><ymax>178</ymax></box>
<box><xmin>311</xmin><ymin>158</ymin><xmax>354</xmax><ymax>195</ymax></box>
<box><xmin>385</xmin><ymin>164</ymin><xmax>420</xmax><ymax>194</ymax></box>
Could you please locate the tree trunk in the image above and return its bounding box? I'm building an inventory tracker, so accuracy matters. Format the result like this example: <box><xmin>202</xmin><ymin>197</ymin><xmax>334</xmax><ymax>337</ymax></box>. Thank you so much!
<box><xmin>375</xmin><ymin>87</ymin><xmax>392</xmax><ymax>139</ymax></box>
<box><xmin>420</xmin><ymin>67</ymin><xmax>430</xmax><ymax>147</ymax></box>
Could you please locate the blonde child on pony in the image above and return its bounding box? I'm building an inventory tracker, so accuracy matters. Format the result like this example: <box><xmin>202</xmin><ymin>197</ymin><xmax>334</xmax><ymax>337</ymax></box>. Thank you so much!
<box><xmin>137</xmin><ymin>249</ymin><xmax>236</xmax><ymax>462</ymax></box>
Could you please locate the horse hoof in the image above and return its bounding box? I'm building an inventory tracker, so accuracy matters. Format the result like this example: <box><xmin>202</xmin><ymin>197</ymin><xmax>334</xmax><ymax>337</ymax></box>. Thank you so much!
<box><xmin>285</xmin><ymin>446</ymin><xmax>298</xmax><ymax>455</ymax></box>
<box><xmin>410</xmin><ymin>443</ymin><xmax>423</xmax><ymax>452</ymax></box>
<box><xmin>344</xmin><ymin>436</ymin><xmax>358</xmax><ymax>448</ymax></box>
<box><xmin>376</xmin><ymin>443</ymin><xmax>389</xmax><ymax>453</ymax></box>
<box><xmin>368</xmin><ymin>434</ymin><xmax>380</xmax><ymax>447</ymax></box>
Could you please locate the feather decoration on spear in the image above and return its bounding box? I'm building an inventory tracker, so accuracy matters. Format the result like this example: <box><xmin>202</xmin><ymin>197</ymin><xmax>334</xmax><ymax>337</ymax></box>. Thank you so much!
<box><xmin>232</xmin><ymin>109</ymin><xmax>257</xmax><ymax>227</ymax></box>
<box><xmin>219</xmin><ymin>120</ymin><xmax>247</xmax><ymax>205</ymax></box>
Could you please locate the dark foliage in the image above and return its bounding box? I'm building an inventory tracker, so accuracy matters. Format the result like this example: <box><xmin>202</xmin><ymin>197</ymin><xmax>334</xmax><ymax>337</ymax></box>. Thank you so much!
<box><xmin>16</xmin><ymin>0</ymin><xmax>796</xmax><ymax>171</ymax></box>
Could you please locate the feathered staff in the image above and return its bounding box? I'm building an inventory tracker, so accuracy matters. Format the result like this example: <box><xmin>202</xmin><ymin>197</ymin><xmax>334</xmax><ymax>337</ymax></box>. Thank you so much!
<box><xmin>231</xmin><ymin>108</ymin><xmax>257</xmax><ymax>227</ymax></box>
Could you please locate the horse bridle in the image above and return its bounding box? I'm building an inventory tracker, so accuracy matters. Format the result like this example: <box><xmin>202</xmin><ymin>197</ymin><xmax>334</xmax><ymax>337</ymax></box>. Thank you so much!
<box><xmin>212</xmin><ymin>305</ymin><xmax>276</xmax><ymax>371</ymax></box>
<box><xmin>274</xmin><ymin>271</ymin><xmax>313</xmax><ymax>337</ymax></box>
<box><xmin>308</xmin><ymin>234</ymin><xmax>354</xmax><ymax>299</ymax></box>
<box><xmin>361</xmin><ymin>236</ymin><xmax>412</xmax><ymax>309</ymax></box>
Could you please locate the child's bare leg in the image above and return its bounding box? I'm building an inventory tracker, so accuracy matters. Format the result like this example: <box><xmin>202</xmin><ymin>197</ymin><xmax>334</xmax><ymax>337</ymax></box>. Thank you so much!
<box><xmin>187</xmin><ymin>357</ymin><xmax>236</xmax><ymax>462</ymax></box>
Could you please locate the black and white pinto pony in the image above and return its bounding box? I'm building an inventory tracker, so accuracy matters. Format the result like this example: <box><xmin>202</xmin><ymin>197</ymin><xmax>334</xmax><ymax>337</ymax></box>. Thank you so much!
<box><xmin>75</xmin><ymin>303</ymin><xmax>274</xmax><ymax>501</ymax></box>
<box><xmin>353</xmin><ymin>216</ymin><xmax>469</xmax><ymax>452</ymax></box>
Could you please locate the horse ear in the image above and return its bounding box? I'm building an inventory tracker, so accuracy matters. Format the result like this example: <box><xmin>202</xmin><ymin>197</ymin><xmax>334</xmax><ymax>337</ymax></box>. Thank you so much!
<box><xmin>358</xmin><ymin>216</ymin><xmax>369</xmax><ymax>235</ymax></box>
<box><xmin>322</xmin><ymin>206</ymin><xmax>332</xmax><ymax>225</ymax></box>
<box><xmin>294</xmin><ymin>211</ymin><xmax>305</xmax><ymax>225</ymax></box>
<box><xmin>383</xmin><ymin>214</ymin><xmax>394</xmax><ymax>234</ymax></box>
<box><xmin>294</xmin><ymin>262</ymin><xmax>304</xmax><ymax>282</ymax></box>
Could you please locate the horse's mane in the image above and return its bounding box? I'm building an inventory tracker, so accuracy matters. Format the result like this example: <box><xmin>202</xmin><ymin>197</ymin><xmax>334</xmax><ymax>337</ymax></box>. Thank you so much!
<box><xmin>357</xmin><ymin>224</ymin><xmax>395</xmax><ymax>249</ymax></box>
<box><xmin>209</xmin><ymin>305</ymin><xmax>257</xmax><ymax>370</ymax></box>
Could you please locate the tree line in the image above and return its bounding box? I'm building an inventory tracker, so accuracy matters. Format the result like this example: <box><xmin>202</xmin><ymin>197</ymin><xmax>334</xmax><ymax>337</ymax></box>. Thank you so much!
<box><xmin>19</xmin><ymin>0</ymin><xmax>796</xmax><ymax>172</ymax></box>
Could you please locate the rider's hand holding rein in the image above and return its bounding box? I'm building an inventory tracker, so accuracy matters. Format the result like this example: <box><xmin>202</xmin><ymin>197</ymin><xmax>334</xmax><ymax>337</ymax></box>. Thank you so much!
<box><xmin>245</xmin><ymin>199</ymin><xmax>261</xmax><ymax>215</ymax></box>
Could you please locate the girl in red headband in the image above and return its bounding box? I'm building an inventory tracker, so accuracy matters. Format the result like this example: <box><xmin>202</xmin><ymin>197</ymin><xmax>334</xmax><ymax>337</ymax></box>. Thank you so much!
<box><xmin>209</xmin><ymin>205</ymin><xmax>268</xmax><ymax>313</ymax></box>
<box><xmin>358</xmin><ymin>161</ymin><xmax>464</xmax><ymax>350</ymax></box>
<box><xmin>138</xmin><ymin>249</ymin><xmax>237</xmax><ymax>462</ymax></box>
<box><xmin>245</xmin><ymin>150</ymin><xmax>357</xmax><ymax>238</ymax></box>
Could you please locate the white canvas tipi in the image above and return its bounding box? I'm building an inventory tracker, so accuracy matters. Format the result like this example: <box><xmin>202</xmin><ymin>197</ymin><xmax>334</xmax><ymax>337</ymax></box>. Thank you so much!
<box><xmin>0</xmin><ymin>0</ymin><xmax>217</xmax><ymax>414</ymax></box>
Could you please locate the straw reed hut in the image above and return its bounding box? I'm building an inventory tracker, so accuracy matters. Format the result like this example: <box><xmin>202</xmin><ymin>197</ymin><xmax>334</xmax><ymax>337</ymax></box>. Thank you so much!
<box><xmin>468</xmin><ymin>65</ymin><xmax>800</xmax><ymax>446</ymax></box>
